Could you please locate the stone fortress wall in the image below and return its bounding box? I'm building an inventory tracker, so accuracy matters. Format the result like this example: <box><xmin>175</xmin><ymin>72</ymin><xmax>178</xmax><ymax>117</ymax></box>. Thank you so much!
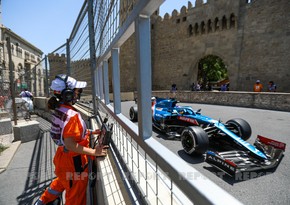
<box><xmin>48</xmin><ymin>0</ymin><xmax>290</xmax><ymax>93</ymax></box>
<box><xmin>47</xmin><ymin>54</ymin><xmax>92</xmax><ymax>95</ymax></box>
<box><xmin>119</xmin><ymin>0</ymin><xmax>290</xmax><ymax>92</ymax></box>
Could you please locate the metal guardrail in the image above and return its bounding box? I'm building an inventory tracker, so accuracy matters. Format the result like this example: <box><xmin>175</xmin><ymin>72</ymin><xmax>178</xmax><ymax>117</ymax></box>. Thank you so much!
<box><xmin>98</xmin><ymin>100</ymin><xmax>243</xmax><ymax>205</ymax></box>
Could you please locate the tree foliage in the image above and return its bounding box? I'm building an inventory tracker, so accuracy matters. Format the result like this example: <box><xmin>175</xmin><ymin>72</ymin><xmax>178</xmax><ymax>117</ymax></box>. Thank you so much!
<box><xmin>198</xmin><ymin>55</ymin><xmax>228</xmax><ymax>84</ymax></box>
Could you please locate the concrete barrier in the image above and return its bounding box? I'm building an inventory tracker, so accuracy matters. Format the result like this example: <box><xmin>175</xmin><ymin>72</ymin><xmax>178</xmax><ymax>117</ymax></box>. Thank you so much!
<box><xmin>109</xmin><ymin>92</ymin><xmax>135</xmax><ymax>101</ymax></box>
<box><xmin>149</xmin><ymin>91</ymin><xmax>290</xmax><ymax>112</ymax></box>
<box><xmin>0</xmin><ymin>112</ymin><xmax>14</xmax><ymax>147</ymax></box>
<box><xmin>13</xmin><ymin>120</ymin><xmax>40</xmax><ymax>143</ymax></box>
<box><xmin>34</xmin><ymin>91</ymin><xmax>290</xmax><ymax>113</ymax></box>
<box><xmin>33</xmin><ymin>97</ymin><xmax>49</xmax><ymax>111</ymax></box>
<box><xmin>0</xmin><ymin>118</ymin><xmax>13</xmax><ymax>136</ymax></box>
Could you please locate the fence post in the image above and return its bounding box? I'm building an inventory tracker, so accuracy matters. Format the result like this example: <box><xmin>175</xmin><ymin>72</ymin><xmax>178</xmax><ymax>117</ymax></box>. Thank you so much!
<box><xmin>33</xmin><ymin>66</ymin><xmax>37</xmax><ymax>97</ymax></box>
<box><xmin>103</xmin><ymin>61</ymin><xmax>110</xmax><ymax>105</ymax></box>
<box><xmin>66</xmin><ymin>39</ymin><xmax>71</xmax><ymax>76</ymax></box>
<box><xmin>112</xmin><ymin>48</ymin><xmax>121</xmax><ymax>114</ymax></box>
<box><xmin>45</xmin><ymin>55</ymin><xmax>49</xmax><ymax>98</ymax></box>
<box><xmin>135</xmin><ymin>15</ymin><xmax>152</xmax><ymax>138</ymax></box>
<box><xmin>87</xmin><ymin>0</ymin><xmax>98</xmax><ymax>113</ymax></box>
<box><xmin>6</xmin><ymin>37</ymin><xmax>17</xmax><ymax>125</ymax></box>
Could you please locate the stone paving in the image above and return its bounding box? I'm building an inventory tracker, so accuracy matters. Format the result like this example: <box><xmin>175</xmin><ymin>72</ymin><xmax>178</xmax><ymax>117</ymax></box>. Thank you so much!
<box><xmin>0</xmin><ymin>116</ymin><xmax>57</xmax><ymax>204</ymax></box>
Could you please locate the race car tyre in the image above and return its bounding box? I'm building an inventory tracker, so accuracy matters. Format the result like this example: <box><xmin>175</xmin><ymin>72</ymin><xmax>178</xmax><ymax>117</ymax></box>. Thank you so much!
<box><xmin>226</xmin><ymin>118</ymin><xmax>252</xmax><ymax>141</ymax></box>
<box><xmin>129</xmin><ymin>106</ymin><xmax>138</xmax><ymax>122</ymax></box>
<box><xmin>181</xmin><ymin>126</ymin><xmax>209</xmax><ymax>155</ymax></box>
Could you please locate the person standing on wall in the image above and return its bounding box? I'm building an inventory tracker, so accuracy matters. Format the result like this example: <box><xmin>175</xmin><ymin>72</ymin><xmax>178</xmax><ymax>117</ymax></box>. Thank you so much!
<box><xmin>253</xmin><ymin>80</ymin><xmax>263</xmax><ymax>92</ymax></box>
<box><xmin>191</xmin><ymin>82</ymin><xmax>195</xmax><ymax>91</ymax></box>
<box><xmin>268</xmin><ymin>81</ymin><xmax>277</xmax><ymax>92</ymax></box>
<box><xmin>35</xmin><ymin>74</ymin><xmax>108</xmax><ymax>205</ymax></box>
<box><xmin>195</xmin><ymin>82</ymin><xmax>201</xmax><ymax>91</ymax></box>
<box><xmin>170</xmin><ymin>83</ymin><xmax>177</xmax><ymax>99</ymax></box>
<box><xmin>220</xmin><ymin>84</ymin><xmax>227</xmax><ymax>91</ymax></box>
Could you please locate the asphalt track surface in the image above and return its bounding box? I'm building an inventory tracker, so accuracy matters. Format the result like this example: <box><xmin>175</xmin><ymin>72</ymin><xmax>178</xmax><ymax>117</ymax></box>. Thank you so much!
<box><xmin>121</xmin><ymin>101</ymin><xmax>290</xmax><ymax>205</ymax></box>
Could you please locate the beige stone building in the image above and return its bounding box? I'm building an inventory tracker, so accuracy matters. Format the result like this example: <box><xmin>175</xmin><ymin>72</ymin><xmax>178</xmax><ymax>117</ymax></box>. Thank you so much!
<box><xmin>0</xmin><ymin>25</ymin><xmax>45</xmax><ymax>97</ymax></box>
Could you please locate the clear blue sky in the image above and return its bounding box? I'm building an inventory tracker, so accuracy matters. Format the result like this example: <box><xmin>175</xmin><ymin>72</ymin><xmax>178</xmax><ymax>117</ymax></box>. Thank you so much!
<box><xmin>2</xmin><ymin>0</ymin><xmax>193</xmax><ymax>56</ymax></box>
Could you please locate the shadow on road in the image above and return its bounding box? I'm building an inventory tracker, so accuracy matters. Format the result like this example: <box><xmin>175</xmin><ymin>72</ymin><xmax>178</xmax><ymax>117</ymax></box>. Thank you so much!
<box><xmin>16</xmin><ymin>117</ymin><xmax>57</xmax><ymax>205</ymax></box>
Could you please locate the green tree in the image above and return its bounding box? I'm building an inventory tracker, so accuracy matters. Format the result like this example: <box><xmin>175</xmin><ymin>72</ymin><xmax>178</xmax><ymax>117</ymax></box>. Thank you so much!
<box><xmin>198</xmin><ymin>55</ymin><xmax>228</xmax><ymax>88</ymax></box>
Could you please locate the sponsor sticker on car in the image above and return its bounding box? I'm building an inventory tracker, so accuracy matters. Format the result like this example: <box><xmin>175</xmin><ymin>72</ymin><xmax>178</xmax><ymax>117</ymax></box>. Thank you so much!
<box><xmin>178</xmin><ymin>116</ymin><xmax>199</xmax><ymax>125</ymax></box>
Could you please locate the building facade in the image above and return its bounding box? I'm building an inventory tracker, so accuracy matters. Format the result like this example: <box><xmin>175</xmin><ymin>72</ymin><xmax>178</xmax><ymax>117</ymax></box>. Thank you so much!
<box><xmin>0</xmin><ymin>25</ymin><xmax>45</xmax><ymax>97</ymax></box>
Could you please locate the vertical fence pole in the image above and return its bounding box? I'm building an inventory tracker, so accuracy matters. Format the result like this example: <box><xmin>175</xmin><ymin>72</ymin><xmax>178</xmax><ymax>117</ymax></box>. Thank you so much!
<box><xmin>66</xmin><ymin>39</ymin><xmax>71</xmax><ymax>76</ymax></box>
<box><xmin>103</xmin><ymin>61</ymin><xmax>110</xmax><ymax>105</ymax></box>
<box><xmin>88</xmin><ymin>0</ymin><xmax>98</xmax><ymax>113</ymax></box>
<box><xmin>6</xmin><ymin>37</ymin><xmax>17</xmax><ymax>125</ymax></box>
<box><xmin>98</xmin><ymin>64</ymin><xmax>104</xmax><ymax>100</ymax></box>
<box><xmin>33</xmin><ymin>66</ymin><xmax>37</xmax><ymax>97</ymax></box>
<box><xmin>112</xmin><ymin>48</ymin><xmax>121</xmax><ymax>114</ymax></box>
<box><xmin>135</xmin><ymin>15</ymin><xmax>152</xmax><ymax>139</ymax></box>
<box><xmin>87</xmin><ymin>2</ymin><xmax>98</xmax><ymax>204</ymax></box>
<box><xmin>45</xmin><ymin>55</ymin><xmax>49</xmax><ymax>97</ymax></box>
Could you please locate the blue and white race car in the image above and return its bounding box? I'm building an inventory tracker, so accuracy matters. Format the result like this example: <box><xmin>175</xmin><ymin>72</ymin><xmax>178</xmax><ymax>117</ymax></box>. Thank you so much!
<box><xmin>129</xmin><ymin>97</ymin><xmax>286</xmax><ymax>176</ymax></box>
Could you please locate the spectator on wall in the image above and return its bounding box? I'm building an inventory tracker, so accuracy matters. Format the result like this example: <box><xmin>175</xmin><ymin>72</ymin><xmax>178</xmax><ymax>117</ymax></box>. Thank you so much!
<box><xmin>170</xmin><ymin>84</ymin><xmax>177</xmax><ymax>99</ymax></box>
<box><xmin>253</xmin><ymin>80</ymin><xmax>263</xmax><ymax>92</ymax></box>
<box><xmin>195</xmin><ymin>82</ymin><xmax>201</xmax><ymax>91</ymax></box>
<box><xmin>191</xmin><ymin>82</ymin><xmax>195</xmax><ymax>91</ymax></box>
<box><xmin>268</xmin><ymin>81</ymin><xmax>277</xmax><ymax>92</ymax></box>
<box><xmin>220</xmin><ymin>84</ymin><xmax>227</xmax><ymax>91</ymax></box>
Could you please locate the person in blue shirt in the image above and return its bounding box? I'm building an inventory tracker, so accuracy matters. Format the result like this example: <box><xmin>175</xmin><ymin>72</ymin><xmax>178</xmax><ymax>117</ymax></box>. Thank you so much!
<box><xmin>268</xmin><ymin>81</ymin><xmax>277</xmax><ymax>92</ymax></box>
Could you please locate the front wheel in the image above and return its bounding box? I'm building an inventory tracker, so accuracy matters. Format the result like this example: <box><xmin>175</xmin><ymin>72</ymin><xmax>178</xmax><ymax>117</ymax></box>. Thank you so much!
<box><xmin>226</xmin><ymin>118</ymin><xmax>252</xmax><ymax>141</ymax></box>
<box><xmin>129</xmin><ymin>106</ymin><xmax>138</xmax><ymax>122</ymax></box>
<box><xmin>181</xmin><ymin>126</ymin><xmax>209</xmax><ymax>155</ymax></box>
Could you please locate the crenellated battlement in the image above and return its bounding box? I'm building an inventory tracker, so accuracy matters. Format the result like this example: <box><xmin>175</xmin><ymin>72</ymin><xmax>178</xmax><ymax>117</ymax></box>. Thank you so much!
<box><xmin>154</xmin><ymin>0</ymin><xmax>243</xmax><ymax>36</ymax></box>
<box><xmin>159</xmin><ymin>1</ymin><xmax>192</xmax><ymax>20</ymax></box>
<box><xmin>158</xmin><ymin>0</ymin><xmax>251</xmax><ymax>21</ymax></box>
<box><xmin>47</xmin><ymin>53</ymin><xmax>66</xmax><ymax>62</ymax></box>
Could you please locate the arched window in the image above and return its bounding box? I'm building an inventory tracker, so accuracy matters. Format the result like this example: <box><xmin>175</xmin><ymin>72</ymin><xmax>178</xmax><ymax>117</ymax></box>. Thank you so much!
<box><xmin>230</xmin><ymin>13</ymin><xmax>236</xmax><ymax>28</ymax></box>
<box><xmin>214</xmin><ymin>17</ymin><xmax>219</xmax><ymax>31</ymax></box>
<box><xmin>11</xmin><ymin>45</ymin><xmax>15</xmax><ymax>56</ymax></box>
<box><xmin>194</xmin><ymin>23</ymin><xmax>199</xmax><ymax>35</ymax></box>
<box><xmin>188</xmin><ymin>24</ymin><xmax>193</xmax><ymax>36</ymax></box>
<box><xmin>201</xmin><ymin>21</ymin><xmax>205</xmax><ymax>34</ymax></box>
<box><xmin>207</xmin><ymin>19</ymin><xmax>212</xmax><ymax>33</ymax></box>
<box><xmin>222</xmin><ymin>15</ymin><xmax>227</xmax><ymax>30</ymax></box>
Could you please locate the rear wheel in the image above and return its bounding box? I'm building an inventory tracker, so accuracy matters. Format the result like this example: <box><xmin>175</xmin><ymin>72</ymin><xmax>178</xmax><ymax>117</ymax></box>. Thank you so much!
<box><xmin>181</xmin><ymin>126</ymin><xmax>209</xmax><ymax>155</ymax></box>
<box><xmin>129</xmin><ymin>106</ymin><xmax>138</xmax><ymax>122</ymax></box>
<box><xmin>226</xmin><ymin>118</ymin><xmax>252</xmax><ymax>141</ymax></box>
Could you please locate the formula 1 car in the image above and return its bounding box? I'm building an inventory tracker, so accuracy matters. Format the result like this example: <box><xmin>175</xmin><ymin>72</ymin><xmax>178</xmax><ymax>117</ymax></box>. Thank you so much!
<box><xmin>129</xmin><ymin>97</ymin><xmax>286</xmax><ymax>176</ymax></box>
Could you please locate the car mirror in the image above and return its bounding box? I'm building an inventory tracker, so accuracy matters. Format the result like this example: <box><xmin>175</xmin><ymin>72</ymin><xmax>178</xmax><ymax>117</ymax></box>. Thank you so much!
<box><xmin>196</xmin><ymin>109</ymin><xmax>201</xmax><ymax>114</ymax></box>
